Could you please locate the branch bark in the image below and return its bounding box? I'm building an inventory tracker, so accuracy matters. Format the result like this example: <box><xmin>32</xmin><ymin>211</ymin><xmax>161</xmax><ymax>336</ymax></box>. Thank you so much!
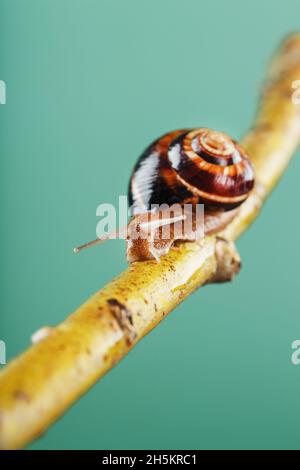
<box><xmin>1</xmin><ymin>34</ymin><xmax>300</xmax><ymax>450</ymax></box>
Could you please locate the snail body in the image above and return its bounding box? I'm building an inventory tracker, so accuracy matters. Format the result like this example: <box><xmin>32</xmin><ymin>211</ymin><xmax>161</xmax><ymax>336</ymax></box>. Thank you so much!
<box><xmin>127</xmin><ymin>128</ymin><xmax>255</xmax><ymax>262</ymax></box>
<box><xmin>126</xmin><ymin>206</ymin><xmax>239</xmax><ymax>263</ymax></box>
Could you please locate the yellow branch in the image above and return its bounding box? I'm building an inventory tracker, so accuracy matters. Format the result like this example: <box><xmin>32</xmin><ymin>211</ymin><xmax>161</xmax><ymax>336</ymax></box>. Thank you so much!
<box><xmin>1</xmin><ymin>34</ymin><xmax>300</xmax><ymax>450</ymax></box>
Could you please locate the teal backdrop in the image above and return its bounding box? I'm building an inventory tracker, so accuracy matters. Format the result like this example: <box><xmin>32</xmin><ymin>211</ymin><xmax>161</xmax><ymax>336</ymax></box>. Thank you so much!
<box><xmin>1</xmin><ymin>0</ymin><xmax>300</xmax><ymax>450</ymax></box>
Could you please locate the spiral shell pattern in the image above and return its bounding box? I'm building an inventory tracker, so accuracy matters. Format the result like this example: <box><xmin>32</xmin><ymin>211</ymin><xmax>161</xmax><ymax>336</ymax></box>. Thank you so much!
<box><xmin>129</xmin><ymin>128</ymin><xmax>255</xmax><ymax>214</ymax></box>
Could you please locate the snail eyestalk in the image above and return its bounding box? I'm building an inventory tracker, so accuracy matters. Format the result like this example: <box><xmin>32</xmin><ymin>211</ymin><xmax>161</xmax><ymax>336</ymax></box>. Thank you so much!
<box><xmin>139</xmin><ymin>213</ymin><xmax>187</xmax><ymax>231</ymax></box>
<box><xmin>73</xmin><ymin>237</ymin><xmax>110</xmax><ymax>254</ymax></box>
<box><xmin>74</xmin><ymin>227</ymin><xmax>129</xmax><ymax>253</ymax></box>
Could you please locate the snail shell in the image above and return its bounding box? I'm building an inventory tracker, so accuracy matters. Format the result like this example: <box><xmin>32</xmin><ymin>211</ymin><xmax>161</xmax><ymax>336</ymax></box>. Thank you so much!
<box><xmin>127</xmin><ymin>128</ymin><xmax>255</xmax><ymax>262</ymax></box>
<box><xmin>129</xmin><ymin>128</ymin><xmax>254</xmax><ymax>214</ymax></box>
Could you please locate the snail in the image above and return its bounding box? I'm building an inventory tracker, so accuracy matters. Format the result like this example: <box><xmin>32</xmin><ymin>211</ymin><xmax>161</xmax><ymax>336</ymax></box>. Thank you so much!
<box><xmin>74</xmin><ymin>128</ymin><xmax>255</xmax><ymax>262</ymax></box>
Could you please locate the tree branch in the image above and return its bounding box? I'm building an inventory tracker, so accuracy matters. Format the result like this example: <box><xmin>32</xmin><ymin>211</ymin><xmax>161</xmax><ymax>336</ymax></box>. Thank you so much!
<box><xmin>1</xmin><ymin>34</ymin><xmax>300</xmax><ymax>450</ymax></box>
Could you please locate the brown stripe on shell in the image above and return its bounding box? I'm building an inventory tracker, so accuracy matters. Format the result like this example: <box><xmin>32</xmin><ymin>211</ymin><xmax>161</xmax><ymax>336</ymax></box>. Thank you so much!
<box><xmin>167</xmin><ymin>128</ymin><xmax>255</xmax><ymax>208</ymax></box>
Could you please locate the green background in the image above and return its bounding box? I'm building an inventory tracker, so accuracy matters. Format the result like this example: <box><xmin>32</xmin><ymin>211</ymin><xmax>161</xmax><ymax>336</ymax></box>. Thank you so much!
<box><xmin>1</xmin><ymin>0</ymin><xmax>300</xmax><ymax>450</ymax></box>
